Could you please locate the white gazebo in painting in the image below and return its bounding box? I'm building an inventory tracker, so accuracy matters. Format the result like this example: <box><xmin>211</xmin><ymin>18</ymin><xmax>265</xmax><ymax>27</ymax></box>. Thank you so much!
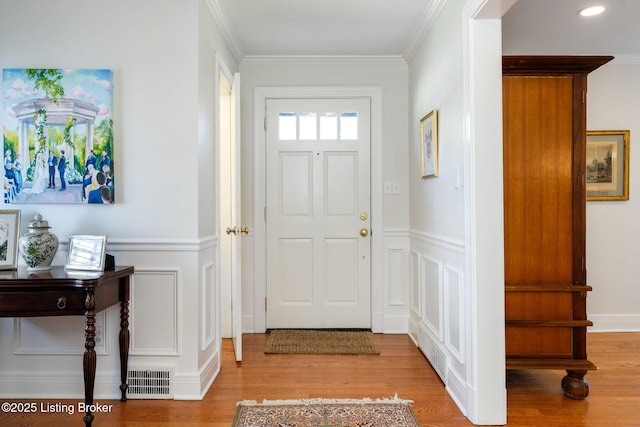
<box><xmin>12</xmin><ymin>97</ymin><xmax>99</xmax><ymax>173</ymax></box>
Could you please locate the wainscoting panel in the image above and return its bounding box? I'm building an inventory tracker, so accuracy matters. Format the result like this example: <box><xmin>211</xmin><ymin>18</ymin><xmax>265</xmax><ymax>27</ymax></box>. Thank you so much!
<box><xmin>410</xmin><ymin>250</ymin><xmax>421</xmax><ymax>319</ymax></box>
<box><xmin>14</xmin><ymin>311</ymin><xmax>108</xmax><ymax>355</ymax></box>
<box><xmin>409</xmin><ymin>230</ymin><xmax>467</xmax><ymax>399</ymax></box>
<box><xmin>420</xmin><ymin>254</ymin><xmax>443</xmax><ymax>339</ymax></box>
<box><xmin>0</xmin><ymin>238</ymin><xmax>221</xmax><ymax>400</ymax></box>
<box><xmin>130</xmin><ymin>268</ymin><xmax>180</xmax><ymax>356</ymax></box>
<box><xmin>387</xmin><ymin>248</ymin><xmax>406</xmax><ymax>306</ymax></box>
<box><xmin>201</xmin><ymin>261</ymin><xmax>217</xmax><ymax>351</ymax></box>
<box><xmin>381</xmin><ymin>231</ymin><xmax>411</xmax><ymax>333</ymax></box>
<box><xmin>444</xmin><ymin>266</ymin><xmax>464</xmax><ymax>363</ymax></box>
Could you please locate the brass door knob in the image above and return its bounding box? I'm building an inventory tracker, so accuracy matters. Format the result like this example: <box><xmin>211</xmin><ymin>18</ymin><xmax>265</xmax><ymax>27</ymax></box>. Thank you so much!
<box><xmin>360</xmin><ymin>228</ymin><xmax>369</xmax><ymax>237</ymax></box>
<box><xmin>226</xmin><ymin>226</ymin><xmax>250</xmax><ymax>235</ymax></box>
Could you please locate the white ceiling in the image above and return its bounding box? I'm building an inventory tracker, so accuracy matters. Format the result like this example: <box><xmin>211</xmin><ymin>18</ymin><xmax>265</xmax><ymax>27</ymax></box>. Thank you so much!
<box><xmin>215</xmin><ymin>0</ymin><xmax>430</xmax><ymax>57</ymax></box>
<box><xmin>212</xmin><ymin>0</ymin><xmax>640</xmax><ymax>60</ymax></box>
<box><xmin>502</xmin><ymin>0</ymin><xmax>640</xmax><ymax>58</ymax></box>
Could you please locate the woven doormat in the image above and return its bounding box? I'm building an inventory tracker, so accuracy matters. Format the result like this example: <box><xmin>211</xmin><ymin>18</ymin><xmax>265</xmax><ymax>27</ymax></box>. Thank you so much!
<box><xmin>264</xmin><ymin>329</ymin><xmax>380</xmax><ymax>354</ymax></box>
<box><xmin>233</xmin><ymin>397</ymin><xmax>420</xmax><ymax>427</ymax></box>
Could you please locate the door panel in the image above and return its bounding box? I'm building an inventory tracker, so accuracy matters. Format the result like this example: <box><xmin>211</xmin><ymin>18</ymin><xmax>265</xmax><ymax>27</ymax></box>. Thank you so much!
<box><xmin>280</xmin><ymin>153</ymin><xmax>312</xmax><ymax>215</ymax></box>
<box><xmin>266</xmin><ymin>98</ymin><xmax>371</xmax><ymax>329</ymax></box>
<box><xmin>230</xmin><ymin>72</ymin><xmax>242</xmax><ymax>362</ymax></box>
<box><xmin>280</xmin><ymin>238</ymin><xmax>314</xmax><ymax>303</ymax></box>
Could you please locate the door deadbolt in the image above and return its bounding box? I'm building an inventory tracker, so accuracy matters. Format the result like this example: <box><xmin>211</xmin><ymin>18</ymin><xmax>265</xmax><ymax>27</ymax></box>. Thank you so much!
<box><xmin>360</xmin><ymin>213</ymin><xmax>368</xmax><ymax>221</ymax></box>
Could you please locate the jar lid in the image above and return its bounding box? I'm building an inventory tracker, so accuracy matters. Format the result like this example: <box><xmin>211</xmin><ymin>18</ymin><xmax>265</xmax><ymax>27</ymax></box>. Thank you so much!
<box><xmin>28</xmin><ymin>213</ymin><xmax>51</xmax><ymax>229</ymax></box>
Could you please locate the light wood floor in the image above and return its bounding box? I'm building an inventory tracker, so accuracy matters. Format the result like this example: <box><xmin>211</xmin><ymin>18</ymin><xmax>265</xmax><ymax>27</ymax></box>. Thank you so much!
<box><xmin>1</xmin><ymin>332</ymin><xmax>638</xmax><ymax>426</ymax></box>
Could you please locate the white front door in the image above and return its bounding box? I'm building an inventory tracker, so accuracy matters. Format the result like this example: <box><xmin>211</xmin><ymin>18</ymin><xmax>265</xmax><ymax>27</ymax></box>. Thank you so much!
<box><xmin>265</xmin><ymin>98</ymin><xmax>371</xmax><ymax>329</ymax></box>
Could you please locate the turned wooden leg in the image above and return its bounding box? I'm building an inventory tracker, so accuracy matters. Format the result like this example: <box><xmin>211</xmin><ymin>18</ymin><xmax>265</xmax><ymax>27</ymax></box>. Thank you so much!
<box><xmin>562</xmin><ymin>370</ymin><xmax>590</xmax><ymax>399</ymax></box>
<box><xmin>119</xmin><ymin>298</ymin><xmax>130</xmax><ymax>402</ymax></box>
<box><xmin>83</xmin><ymin>290</ymin><xmax>97</xmax><ymax>426</ymax></box>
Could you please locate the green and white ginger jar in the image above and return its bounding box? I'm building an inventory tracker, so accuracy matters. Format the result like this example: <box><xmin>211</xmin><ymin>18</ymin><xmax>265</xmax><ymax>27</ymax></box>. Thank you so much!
<box><xmin>19</xmin><ymin>214</ymin><xmax>59</xmax><ymax>270</ymax></box>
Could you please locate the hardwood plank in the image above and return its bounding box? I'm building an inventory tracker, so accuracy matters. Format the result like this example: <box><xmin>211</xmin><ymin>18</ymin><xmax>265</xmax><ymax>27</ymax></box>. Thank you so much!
<box><xmin>0</xmin><ymin>332</ymin><xmax>638</xmax><ymax>426</ymax></box>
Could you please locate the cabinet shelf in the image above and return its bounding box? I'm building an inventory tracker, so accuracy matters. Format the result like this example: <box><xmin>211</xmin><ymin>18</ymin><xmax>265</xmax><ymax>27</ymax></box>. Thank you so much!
<box><xmin>506</xmin><ymin>358</ymin><xmax>597</xmax><ymax>371</ymax></box>
<box><xmin>506</xmin><ymin>319</ymin><xmax>593</xmax><ymax>327</ymax></box>
<box><xmin>505</xmin><ymin>284</ymin><xmax>592</xmax><ymax>293</ymax></box>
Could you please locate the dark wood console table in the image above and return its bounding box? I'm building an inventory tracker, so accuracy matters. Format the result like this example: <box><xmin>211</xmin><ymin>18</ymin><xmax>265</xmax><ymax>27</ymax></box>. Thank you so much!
<box><xmin>0</xmin><ymin>266</ymin><xmax>134</xmax><ymax>426</ymax></box>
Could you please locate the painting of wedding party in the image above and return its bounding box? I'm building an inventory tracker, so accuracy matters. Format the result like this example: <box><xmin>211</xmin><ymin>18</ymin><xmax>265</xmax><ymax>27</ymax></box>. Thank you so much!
<box><xmin>2</xmin><ymin>68</ymin><xmax>114</xmax><ymax>204</ymax></box>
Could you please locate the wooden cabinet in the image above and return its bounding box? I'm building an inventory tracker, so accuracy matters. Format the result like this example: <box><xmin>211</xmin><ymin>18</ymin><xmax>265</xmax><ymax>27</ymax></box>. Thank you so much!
<box><xmin>502</xmin><ymin>56</ymin><xmax>613</xmax><ymax>399</ymax></box>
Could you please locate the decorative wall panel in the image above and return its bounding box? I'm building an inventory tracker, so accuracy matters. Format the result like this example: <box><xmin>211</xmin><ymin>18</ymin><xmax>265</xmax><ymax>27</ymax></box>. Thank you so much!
<box><xmin>131</xmin><ymin>269</ymin><xmax>180</xmax><ymax>356</ymax></box>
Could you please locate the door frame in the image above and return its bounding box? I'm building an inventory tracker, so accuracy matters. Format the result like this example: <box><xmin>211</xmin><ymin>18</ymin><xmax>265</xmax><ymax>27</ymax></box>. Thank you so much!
<box><xmin>253</xmin><ymin>86</ymin><xmax>383</xmax><ymax>333</ymax></box>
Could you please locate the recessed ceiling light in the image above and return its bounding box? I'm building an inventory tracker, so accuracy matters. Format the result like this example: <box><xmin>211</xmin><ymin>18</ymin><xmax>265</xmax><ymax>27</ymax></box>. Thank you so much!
<box><xmin>578</xmin><ymin>5</ymin><xmax>606</xmax><ymax>17</ymax></box>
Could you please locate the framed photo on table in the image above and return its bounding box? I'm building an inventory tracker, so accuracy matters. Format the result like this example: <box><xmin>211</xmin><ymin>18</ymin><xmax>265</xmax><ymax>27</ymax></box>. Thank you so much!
<box><xmin>65</xmin><ymin>235</ymin><xmax>108</xmax><ymax>271</ymax></box>
<box><xmin>420</xmin><ymin>110</ymin><xmax>438</xmax><ymax>178</ymax></box>
<box><xmin>586</xmin><ymin>130</ymin><xmax>630</xmax><ymax>201</ymax></box>
<box><xmin>0</xmin><ymin>210</ymin><xmax>20</xmax><ymax>270</ymax></box>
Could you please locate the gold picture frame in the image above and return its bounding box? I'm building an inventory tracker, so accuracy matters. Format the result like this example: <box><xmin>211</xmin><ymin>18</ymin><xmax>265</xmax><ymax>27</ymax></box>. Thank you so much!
<box><xmin>586</xmin><ymin>130</ymin><xmax>630</xmax><ymax>201</ymax></box>
<box><xmin>0</xmin><ymin>209</ymin><xmax>20</xmax><ymax>270</ymax></box>
<box><xmin>420</xmin><ymin>110</ymin><xmax>438</xmax><ymax>178</ymax></box>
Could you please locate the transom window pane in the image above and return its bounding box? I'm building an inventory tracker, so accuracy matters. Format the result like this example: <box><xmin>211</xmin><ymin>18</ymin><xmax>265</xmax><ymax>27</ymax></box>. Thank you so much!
<box><xmin>299</xmin><ymin>112</ymin><xmax>317</xmax><ymax>140</ymax></box>
<box><xmin>279</xmin><ymin>112</ymin><xmax>297</xmax><ymax>140</ymax></box>
<box><xmin>279</xmin><ymin>111</ymin><xmax>358</xmax><ymax>141</ymax></box>
<box><xmin>340</xmin><ymin>112</ymin><xmax>358</xmax><ymax>140</ymax></box>
<box><xmin>319</xmin><ymin>112</ymin><xmax>338</xmax><ymax>140</ymax></box>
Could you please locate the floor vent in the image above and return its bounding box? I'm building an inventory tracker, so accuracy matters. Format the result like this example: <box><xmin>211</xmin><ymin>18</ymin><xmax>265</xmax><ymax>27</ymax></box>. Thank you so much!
<box><xmin>418</xmin><ymin>330</ymin><xmax>447</xmax><ymax>382</ymax></box>
<box><xmin>432</xmin><ymin>345</ymin><xmax>447</xmax><ymax>380</ymax></box>
<box><xmin>127</xmin><ymin>368</ymin><xmax>174</xmax><ymax>399</ymax></box>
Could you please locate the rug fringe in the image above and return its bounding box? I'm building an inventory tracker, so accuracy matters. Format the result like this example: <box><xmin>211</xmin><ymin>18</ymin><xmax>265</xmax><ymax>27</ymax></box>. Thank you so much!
<box><xmin>237</xmin><ymin>393</ymin><xmax>412</xmax><ymax>407</ymax></box>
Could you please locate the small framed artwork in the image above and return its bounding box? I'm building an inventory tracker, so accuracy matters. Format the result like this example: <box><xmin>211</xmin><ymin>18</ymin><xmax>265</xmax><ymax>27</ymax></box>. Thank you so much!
<box><xmin>0</xmin><ymin>210</ymin><xmax>20</xmax><ymax>270</ymax></box>
<box><xmin>586</xmin><ymin>130</ymin><xmax>630</xmax><ymax>201</ymax></box>
<box><xmin>65</xmin><ymin>235</ymin><xmax>108</xmax><ymax>271</ymax></box>
<box><xmin>420</xmin><ymin>109</ymin><xmax>438</xmax><ymax>178</ymax></box>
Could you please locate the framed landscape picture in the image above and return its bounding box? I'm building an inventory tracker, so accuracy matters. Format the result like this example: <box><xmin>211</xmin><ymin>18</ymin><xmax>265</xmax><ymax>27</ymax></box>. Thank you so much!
<box><xmin>586</xmin><ymin>130</ymin><xmax>630</xmax><ymax>201</ymax></box>
<box><xmin>420</xmin><ymin>110</ymin><xmax>438</xmax><ymax>178</ymax></box>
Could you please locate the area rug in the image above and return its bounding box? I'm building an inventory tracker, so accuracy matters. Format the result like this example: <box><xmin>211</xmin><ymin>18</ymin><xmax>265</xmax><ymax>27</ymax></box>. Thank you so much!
<box><xmin>264</xmin><ymin>329</ymin><xmax>380</xmax><ymax>355</ymax></box>
<box><xmin>232</xmin><ymin>397</ymin><xmax>421</xmax><ymax>427</ymax></box>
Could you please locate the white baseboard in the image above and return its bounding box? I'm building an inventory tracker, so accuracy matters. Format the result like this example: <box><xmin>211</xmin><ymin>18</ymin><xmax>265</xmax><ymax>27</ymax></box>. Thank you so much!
<box><xmin>589</xmin><ymin>314</ymin><xmax>640</xmax><ymax>332</ymax></box>
<box><xmin>0</xmin><ymin>371</ymin><xmax>121</xmax><ymax>400</ymax></box>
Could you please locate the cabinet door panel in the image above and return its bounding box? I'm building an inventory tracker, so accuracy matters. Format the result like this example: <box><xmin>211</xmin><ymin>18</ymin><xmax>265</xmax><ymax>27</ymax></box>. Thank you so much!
<box><xmin>503</xmin><ymin>76</ymin><xmax>574</xmax><ymax>286</ymax></box>
<box><xmin>506</xmin><ymin>327</ymin><xmax>573</xmax><ymax>357</ymax></box>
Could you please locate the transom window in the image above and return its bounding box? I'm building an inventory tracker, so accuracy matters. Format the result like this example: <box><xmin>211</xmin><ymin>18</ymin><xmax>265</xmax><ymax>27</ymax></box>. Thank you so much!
<box><xmin>279</xmin><ymin>111</ymin><xmax>358</xmax><ymax>141</ymax></box>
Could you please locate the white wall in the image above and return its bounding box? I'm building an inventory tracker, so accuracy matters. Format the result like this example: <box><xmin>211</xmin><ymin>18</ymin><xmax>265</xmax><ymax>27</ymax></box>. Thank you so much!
<box><xmin>587</xmin><ymin>62</ymin><xmax>640</xmax><ymax>332</ymax></box>
<box><xmin>239</xmin><ymin>58</ymin><xmax>412</xmax><ymax>333</ymax></box>
<box><xmin>0</xmin><ymin>0</ymin><xmax>237</xmax><ymax>400</ymax></box>
<box><xmin>408</xmin><ymin>0</ymin><xmax>508</xmax><ymax>424</ymax></box>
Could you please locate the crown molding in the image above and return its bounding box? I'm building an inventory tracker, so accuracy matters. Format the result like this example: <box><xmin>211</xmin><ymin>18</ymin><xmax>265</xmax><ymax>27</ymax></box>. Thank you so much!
<box><xmin>403</xmin><ymin>0</ymin><xmax>448</xmax><ymax>62</ymax></box>
<box><xmin>204</xmin><ymin>0</ymin><xmax>245</xmax><ymax>63</ymax></box>
<box><xmin>240</xmin><ymin>55</ymin><xmax>408</xmax><ymax>66</ymax></box>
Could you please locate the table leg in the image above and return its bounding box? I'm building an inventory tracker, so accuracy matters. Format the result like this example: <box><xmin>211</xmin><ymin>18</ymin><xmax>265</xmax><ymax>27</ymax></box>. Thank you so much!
<box><xmin>119</xmin><ymin>298</ymin><xmax>130</xmax><ymax>401</ymax></box>
<box><xmin>83</xmin><ymin>290</ymin><xmax>96</xmax><ymax>427</ymax></box>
